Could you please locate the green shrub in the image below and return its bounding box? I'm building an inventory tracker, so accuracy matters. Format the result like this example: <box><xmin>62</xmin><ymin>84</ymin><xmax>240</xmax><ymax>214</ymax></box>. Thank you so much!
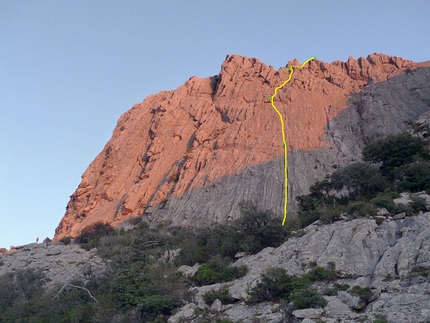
<box><xmin>369</xmin><ymin>192</ymin><xmax>397</xmax><ymax>212</ymax></box>
<box><xmin>176</xmin><ymin>225</ymin><xmax>243</xmax><ymax>266</ymax></box>
<box><xmin>297</xmin><ymin>209</ymin><xmax>325</xmax><ymax>227</ymax></box>
<box><xmin>137</xmin><ymin>294</ymin><xmax>178</xmax><ymax>320</ymax></box>
<box><xmin>373</xmin><ymin>314</ymin><xmax>388</xmax><ymax>323</ymax></box>
<box><xmin>193</xmin><ymin>264</ymin><xmax>219</xmax><ymax>285</ymax></box>
<box><xmin>0</xmin><ymin>269</ymin><xmax>56</xmax><ymax>322</ymax></box>
<box><xmin>203</xmin><ymin>288</ymin><xmax>235</xmax><ymax>305</ymax></box>
<box><xmin>192</xmin><ymin>259</ymin><xmax>247</xmax><ymax>286</ymax></box>
<box><xmin>283</xmin><ymin>216</ymin><xmax>301</xmax><ymax>232</ymax></box>
<box><xmin>303</xmin><ymin>263</ymin><xmax>337</xmax><ymax>282</ymax></box>
<box><xmin>395</xmin><ymin>161</ymin><xmax>430</xmax><ymax>192</ymax></box>
<box><xmin>128</xmin><ymin>216</ymin><xmax>143</xmax><ymax>226</ymax></box>
<box><xmin>374</xmin><ymin>217</ymin><xmax>384</xmax><ymax>225</ymax></box>
<box><xmin>176</xmin><ymin>237</ymin><xmax>209</xmax><ymax>265</ymax></box>
<box><xmin>336</xmin><ymin>283</ymin><xmax>351</xmax><ymax>292</ymax></box>
<box><xmin>347</xmin><ymin>201</ymin><xmax>377</xmax><ymax>217</ymax></box>
<box><xmin>362</xmin><ymin>132</ymin><xmax>429</xmax><ymax>177</ymax></box>
<box><xmin>323</xmin><ymin>283</ymin><xmax>350</xmax><ymax>296</ymax></box>
<box><xmin>59</xmin><ymin>236</ymin><xmax>72</xmax><ymax>245</ymax></box>
<box><xmin>249</xmin><ymin>267</ymin><xmax>327</xmax><ymax>310</ymax></box>
<box><xmin>298</xmin><ymin>162</ymin><xmax>388</xmax><ymax>206</ymax></box>
<box><xmin>110</xmin><ymin>261</ymin><xmax>185</xmax><ymax>320</ymax></box>
<box><xmin>14</xmin><ymin>268</ymin><xmax>50</xmax><ymax>302</ymax></box>
<box><xmin>76</xmin><ymin>222</ymin><xmax>116</xmax><ymax>250</ymax></box>
<box><xmin>234</xmin><ymin>201</ymin><xmax>289</xmax><ymax>253</ymax></box>
<box><xmin>296</xmin><ymin>132</ymin><xmax>430</xmax><ymax>228</ymax></box>
<box><xmin>296</xmin><ymin>186</ymin><xmax>327</xmax><ymax>212</ymax></box>
<box><xmin>177</xmin><ymin>202</ymin><xmax>290</xmax><ymax>266</ymax></box>
<box><xmin>200</xmin><ymin>226</ymin><xmax>242</xmax><ymax>260</ymax></box>
<box><xmin>350</xmin><ymin>285</ymin><xmax>373</xmax><ymax>303</ymax></box>
<box><xmin>290</xmin><ymin>287</ymin><xmax>327</xmax><ymax>309</ymax></box>
<box><xmin>409</xmin><ymin>195</ymin><xmax>428</xmax><ymax>213</ymax></box>
<box><xmin>329</xmin><ymin>162</ymin><xmax>389</xmax><ymax>199</ymax></box>
<box><xmin>249</xmin><ymin>267</ymin><xmax>307</xmax><ymax>302</ymax></box>
<box><xmin>0</xmin><ymin>273</ymin><xmax>20</xmax><ymax>313</ymax></box>
<box><xmin>111</xmin><ymin>270</ymin><xmax>150</xmax><ymax>309</ymax></box>
<box><xmin>297</xmin><ymin>163</ymin><xmax>388</xmax><ymax>226</ymax></box>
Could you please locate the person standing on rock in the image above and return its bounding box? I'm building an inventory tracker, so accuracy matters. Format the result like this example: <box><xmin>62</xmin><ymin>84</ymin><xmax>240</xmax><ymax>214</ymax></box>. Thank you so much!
<box><xmin>36</xmin><ymin>237</ymin><xmax>39</xmax><ymax>244</ymax></box>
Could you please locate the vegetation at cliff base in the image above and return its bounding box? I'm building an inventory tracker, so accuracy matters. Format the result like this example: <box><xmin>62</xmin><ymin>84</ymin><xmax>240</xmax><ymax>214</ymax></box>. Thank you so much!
<box><xmin>191</xmin><ymin>259</ymin><xmax>247</xmax><ymax>286</ymax></box>
<box><xmin>203</xmin><ymin>288</ymin><xmax>235</xmax><ymax>306</ymax></box>
<box><xmin>1</xmin><ymin>132</ymin><xmax>428</xmax><ymax>322</ymax></box>
<box><xmin>296</xmin><ymin>132</ymin><xmax>430</xmax><ymax>226</ymax></box>
<box><xmin>249</xmin><ymin>265</ymin><xmax>331</xmax><ymax>309</ymax></box>
<box><xmin>0</xmin><ymin>202</ymin><xmax>291</xmax><ymax>323</ymax></box>
<box><xmin>176</xmin><ymin>201</ymin><xmax>292</xmax><ymax>266</ymax></box>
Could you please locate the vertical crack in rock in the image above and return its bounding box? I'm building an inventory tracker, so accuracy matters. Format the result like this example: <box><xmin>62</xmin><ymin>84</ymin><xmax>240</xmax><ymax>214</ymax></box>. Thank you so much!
<box><xmin>210</xmin><ymin>75</ymin><xmax>221</xmax><ymax>99</ymax></box>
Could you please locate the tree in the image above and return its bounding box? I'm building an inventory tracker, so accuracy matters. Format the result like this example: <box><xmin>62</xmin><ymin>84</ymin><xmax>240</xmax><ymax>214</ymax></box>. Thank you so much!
<box><xmin>290</xmin><ymin>287</ymin><xmax>327</xmax><ymax>309</ymax></box>
<box><xmin>395</xmin><ymin>161</ymin><xmax>430</xmax><ymax>192</ymax></box>
<box><xmin>329</xmin><ymin>162</ymin><xmax>388</xmax><ymax>199</ymax></box>
<box><xmin>15</xmin><ymin>268</ymin><xmax>49</xmax><ymax>302</ymax></box>
<box><xmin>297</xmin><ymin>162</ymin><xmax>388</xmax><ymax>214</ymax></box>
<box><xmin>0</xmin><ymin>273</ymin><xmax>19</xmax><ymax>313</ymax></box>
<box><xmin>76</xmin><ymin>222</ymin><xmax>116</xmax><ymax>250</ymax></box>
<box><xmin>235</xmin><ymin>201</ymin><xmax>288</xmax><ymax>252</ymax></box>
<box><xmin>362</xmin><ymin>132</ymin><xmax>429</xmax><ymax>177</ymax></box>
<box><xmin>249</xmin><ymin>267</ymin><xmax>307</xmax><ymax>302</ymax></box>
<box><xmin>0</xmin><ymin>268</ymin><xmax>51</xmax><ymax>322</ymax></box>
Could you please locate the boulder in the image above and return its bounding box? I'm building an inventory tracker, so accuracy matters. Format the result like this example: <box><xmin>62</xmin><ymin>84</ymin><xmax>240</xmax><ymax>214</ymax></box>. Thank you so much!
<box><xmin>377</xmin><ymin>208</ymin><xmax>391</xmax><ymax>217</ymax></box>
<box><xmin>177</xmin><ymin>263</ymin><xmax>200</xmax><ymax>277</ymax></box>
<box><xmin>323</xmin><ymin>296</ymin><xmax>356</xmax><ymax>319</ymax></box>
<box><xmin>210</xmin><ymin>299</ymin><xmax>223</xmax><ymax>313</ymax></box>
<box><xmin>301</xmin><ymin>319</ymin><xmax>316</xmax><ymax>323</ymax></box>
<box><xmin>167</xmin><ymin>308</ymin><xmax>195</xmax><ymax>323</ymax></box>
<box><xmin>292</xmin><ymin>308</ymin><xmax>324</xmax><ymax>319</ymax></box>
<box><xmin>393</xmin><ymin>212</ymin><xmax>406</xmax><ymax>220</ymax></box>
<box><xmin>338</xmin><ymin>291</ymin><xmax>366</xmax><ymax>310</ymax></box>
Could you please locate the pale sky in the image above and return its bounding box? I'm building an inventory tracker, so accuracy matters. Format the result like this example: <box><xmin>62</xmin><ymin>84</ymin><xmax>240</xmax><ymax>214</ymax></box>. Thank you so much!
<box><xmin>1</xmin><ymin>0</ymin><xmax>429</xmax><ymax>248</ymax></box>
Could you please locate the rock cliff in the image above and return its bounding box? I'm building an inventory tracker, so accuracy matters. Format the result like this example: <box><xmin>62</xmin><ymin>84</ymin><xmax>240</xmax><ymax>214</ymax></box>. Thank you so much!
<box><xmin>54</xmin><ymin>53</ymin><xmax>430</xmax><ymax>240</ymax></box>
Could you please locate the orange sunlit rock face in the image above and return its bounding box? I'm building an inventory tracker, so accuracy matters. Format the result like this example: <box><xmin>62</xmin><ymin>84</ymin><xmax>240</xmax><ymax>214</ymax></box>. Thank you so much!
<box><xmin>54</xmin><ymin>53</ymin><xmax>430</xmax><ymax>240</ymax></box>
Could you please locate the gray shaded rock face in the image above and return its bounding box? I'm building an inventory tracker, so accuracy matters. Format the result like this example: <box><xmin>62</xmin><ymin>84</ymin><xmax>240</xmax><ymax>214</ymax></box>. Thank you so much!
<box><xmin>152</xmin><ymin>67</ymin><xmax>430</xmax><ymax>227</ymax></box>
<box><xmin>187</xmin><ymin>214</ymin><xmax>430</xmax><ymax>323</ymax></box>
<box><xmin>0</xmin><ymin>242</ymin><xmax>106</xmax><ymax>287</ymax></box>
<box><xmin>289</xmin><ymin>67</ymin><xmax>430</xmax><ymax>203</ymax></box>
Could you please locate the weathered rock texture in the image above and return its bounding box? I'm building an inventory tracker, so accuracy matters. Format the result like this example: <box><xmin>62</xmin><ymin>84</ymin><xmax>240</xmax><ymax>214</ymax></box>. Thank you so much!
<box><xmin>180</xmin><ymin>214</ymin><xmax>430</xmax><ymax>323</ymax></box>
<box><xmin>0</xmin><ymin>242</ymin><xmax>106</xmax><ymax>287</ymax></box>
<box><xmin>54</xmin><ymin>53</ymin><xmax>430</xmax><ymax>240</ymax></box>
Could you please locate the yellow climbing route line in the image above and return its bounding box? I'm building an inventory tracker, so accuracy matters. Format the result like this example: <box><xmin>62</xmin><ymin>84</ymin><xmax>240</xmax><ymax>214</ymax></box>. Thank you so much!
<box><xmin>270</xmin><ymin>56</ymin><xmax>316</xmax><ymax>225</ymax></box>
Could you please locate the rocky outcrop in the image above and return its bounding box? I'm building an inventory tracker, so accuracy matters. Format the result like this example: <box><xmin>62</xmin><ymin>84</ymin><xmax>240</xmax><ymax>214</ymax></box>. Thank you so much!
<box><xmin>3</xmin><ymin>208</ymin><xmax>430</xmax><ymax>321</ymax></box>
<box><xmin>54</xmin><ymin>53</ymin><xmax>430</xmax><ymax>240</ymax></box>
<box><xmin>0</xmin><ymin>242</ymin><xmax>106</xmax><ymax>287</ymax></box>
<box><xmin>176</xmin><ymin>213</ymin><xmax>430</xmax><ymax>323</ymax></box>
